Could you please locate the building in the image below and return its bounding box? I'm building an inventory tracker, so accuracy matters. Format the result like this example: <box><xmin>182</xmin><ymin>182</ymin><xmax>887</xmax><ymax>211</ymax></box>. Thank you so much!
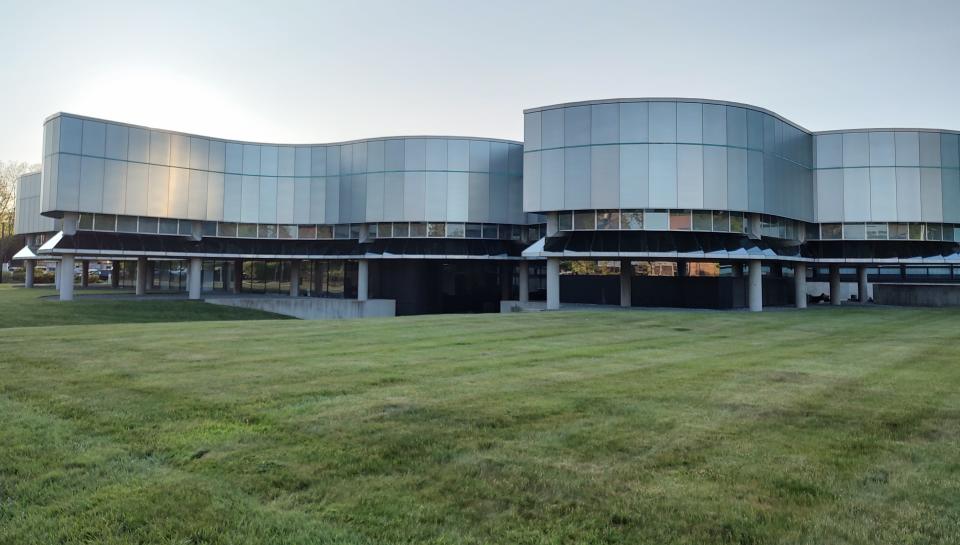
<box><xmin>14</xmin><ymin>99</ymin><xmax>960</xmax><ymax>313</ymax></box>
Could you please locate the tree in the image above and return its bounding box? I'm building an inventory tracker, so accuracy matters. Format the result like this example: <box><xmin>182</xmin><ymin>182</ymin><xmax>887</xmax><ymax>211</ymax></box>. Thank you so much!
<box><xmin>1</xmin><ymin>160</ymin><xmax>41</xmax><ymax>271</ymax></box>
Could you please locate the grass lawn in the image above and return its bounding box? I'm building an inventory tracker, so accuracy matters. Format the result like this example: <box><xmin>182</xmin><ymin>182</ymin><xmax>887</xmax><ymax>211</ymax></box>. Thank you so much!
<box><xmin>1</xmin><ymin>284</ymin><xmax>959</xmax><ymax>544</ymax></box>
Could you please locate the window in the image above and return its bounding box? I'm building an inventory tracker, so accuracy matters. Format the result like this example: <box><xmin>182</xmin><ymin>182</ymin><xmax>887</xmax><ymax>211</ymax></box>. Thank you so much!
<box><xmin>298</xmin><ymin>225</ymin><xmax>317</xmax><ymax>239</ymax></box>
<box><xmin>927</xmin><ymin>223</ymin><xmax>943</xmax><ymax>241</ymax></box>
<box><xmin>366</xmin><ymin>224</ymin><xmax>377</xmax><ymax>239</ymax></box>
<box><xmin>482</xmin><ymin>224</ymin><xmax>498</xmax><ymax>239</ymax></box>
<box><xmin>258</xmin><ymin>224</ymin><xmax>278</xmax><ymax>238</ymax></box>
<box><xmin>621</xmin><ymin>210</ymin><xmax>643</xmax><ymax>230</ymax></box>
<box><xmin>428</xmin><ymin>222</ymin><xmax>445</xmax><ymax>237</ymax></box>
<box><xmin>349</xmin><ymin>224</ymin><xmax>361</xmax><ymax>239</ymax></box>
<box><xmin>139</xmin><ymin>217</ymin><xmax>159</xmax><ymax>234</ymax></box>
<box><xmin>558</xmin><ymin>211</ymin><xmax>573</xmax><ymax>231</ymax></box>
<box><xmin>908</xmin><ymin>223</ymin><xmax>924</xmax><ymax>240</ymax></box>
<box><xmin>78</xmin><ymin>214</ymin><xmax>94</xmax><ymax>230</ymax></box>
<box><xmin>693</xmin><ymin>211</ymin><xmax>712</xmax><ymax>231</ymax></box>
<box><xmin>393</xmin><ymin>222</ymin><xmax>409</xmax><ymax>237</ymax></box>
<box><xmin>596</xmin><ymin>210</ymin><xmax>620</xmax><ymax>230</ymax></box>
<box><xmin>116</xmin><ymin>216</ymin><xmax>138</xmax><ymax>232</ymax></box>
<box><xmin>889</xmin><ymin>223</ymin><xmax>908</xmax><ymax>240</ymax></box>
<box><xmin>202</xmin><ymin>222</ymin><xmax>217</xmax><ymax>237</ymax></box>
<box><xmin>511</xmin><ymin>225</ymin><xmax>522</xmax><ymax>240</ymax></box>
<box><xmin>729</xmin><ymin>213</ymin><xmax>744</xmax><ymax>234</ymax></box>
<box><xmin>159</xmin><ymin>219</ymin><xmax>179</xmax><ymax>235</ymax></box>
<box><xmin>334</xmin><ymin>224</ymin><xmax>350</xmax><ymax>239</ymax></box>
<box><xmin>865</xmin><ymin>223</ymin><xmax>888</xmax><ymax>240</ymax></box>
<box><xmin>238</xmin><ymin>223</ymin><xmax>257</xmax><ymax>237</ymax></box>
<box><xmin>669</xmin><ymin>210</ymin><xmax>691</xmax><ymax>230</ymax></box>
<box><xmin>805</xmin><ymin>222</ymin><xmax>819</xmax><ymax>240</ymax></box>
<box><xmin>446</xmin><ymin>223</ymin><xmax>465</xmax><ymax>237</ymax></box>
<box><xmin>409</xmin><ymin>222</ymin><xmax>426</xmax><ymax>237</ymax></box>
<box><xmin>377</xmin><ymin>223</ymin><xmax>393</xmax><ymax>238</ymax></box>
<box><xmin>712</xmin><ymin>211</ymin><xmax>730</xmax><ymax>232</ymax></box>
<box><xmin>317</xmin><ymin>225</ymin><xmax>333</xmax><ymax>239</ymax></box>
<box><xmin>843</xmin><ymin>223</ymin><xmax>865</xmax><ymax>240</ymax></box>
<box><xmin>178</xmin><ymin>220</ymin><xmax>192</xmax><ymax>235</ymax></box>
<box><xmin>574</xmin><ymin>210</ymin><xmax>595</xmax><ymax>230</ymax></box>
<box><xmin>278</xmin><ymin>225</ymin><xmax>297</xmax><ymax>239</ymax></box>
<box><xmin>821</xmin><ymin>223</ymin><xmax>842</xmax><ymax>239</ymax></box>
<box><xmin>465</xmin><ymin>223</ymin><xmax>482</xmax><ymax>238</ymax></box>
<box><xmin>645</xmin><ymin>210</ymin><xmax>669</xmax><ymax>230</ymax></box>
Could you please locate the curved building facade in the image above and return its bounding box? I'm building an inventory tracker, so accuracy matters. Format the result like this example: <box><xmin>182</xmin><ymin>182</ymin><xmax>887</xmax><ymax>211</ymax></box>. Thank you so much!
<box><xmin>12</xmin><ymin>99</ymin><xmax>960</xmax><ymax>313</ymax></box>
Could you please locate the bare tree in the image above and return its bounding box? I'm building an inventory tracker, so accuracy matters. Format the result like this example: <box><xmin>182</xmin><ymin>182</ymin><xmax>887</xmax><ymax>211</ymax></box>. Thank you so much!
<box><xmin>1</xmin><ymin>160</ymin><xmax>41</xmax><ymax>274</ymax></box>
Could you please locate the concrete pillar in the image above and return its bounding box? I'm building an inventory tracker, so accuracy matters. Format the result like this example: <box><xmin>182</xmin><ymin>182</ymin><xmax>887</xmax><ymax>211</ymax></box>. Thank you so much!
<box><xmin>188</xmin><ymin>257</ymin><xmax>202</xmax><ymax>300</ymax></box>
<box><xmin>546</xmin><ymin>257</ymin><xmax>560</xmax><ymax>310</ymax></box>
<box><xmin>620</xmin><ymin>259</ymin><xmax>632</xmax><ymax>308</ymax></box>
<box><xmin>233</xmin><ymin>259</ymin><xmax>242</xmax><ymax>294</ymax></box>
<box><xmin>830</xmin><ymin>265</ymin><xmax>841</xmax><ymax>306</ymax></box>
<box><xmin>136</xmin><ymin>257</ymin><xmax>147</xmax><ymax>296</ymax></box>
<box><xmin>546</xmin><ymin>212</ymin><xmax>559</xmax><ymax>237</ymax></box>
<box><xmin>857</xmin><ymin>266</ymin><xmax>868</xmax><ymax>303</ymax></box>
<box><xmin>54</xmin><ymin>263</ymin><xmax>61</xmax><ymax>289</ymax></box>
<box><xmin>24</xmin><ymin>262</ymin><xmax>35</xmax><ymax>288</ymax></box>
<box><xmin>794</xmin><ymin>263</ymin><xmax>807</xmax><ymax>309</ymax></box>
<box><xmin>748</xmin><ymin>259</ymin><xmax>762</xmax><ymax>312</ymax></box>
<box><xmin>518</xmin><ymin>261</ymin><xmax>529</xmax><ymax>304</ymax></box>
<box><xmin>145</xmin><ymin>262</ymin><xmax>154</xmax><ymax>291</ymax></box>
<box><xmin>111</xmin><ymin>260</ymin><xmax>120</xmax><ymax>288</ymax></box>
<box><xmin>81</xmin><ymin>260</ymin><xmax>89</xmax><ymax>288</ymax></box>
<box><xmin>357</xmin><ymin>259</ymin><xmax>369</xmax><ymax>301</ymax></box>
<box><xmin>59</xmin><ymin>254</ymin><xmax>75</xmax><ymax>301</ymax></box>
<box><xmin>289</xmin><ymin>260</ymin><xmax>300</xmax><ymax>297</ymax></box>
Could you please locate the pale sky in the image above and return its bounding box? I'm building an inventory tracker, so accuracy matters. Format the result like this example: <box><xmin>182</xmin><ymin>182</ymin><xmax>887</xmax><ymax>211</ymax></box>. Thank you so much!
<box><xmin>2</xmin><ymin>0</ymin><xmax>959</xmax><ymax>163</ymax></box>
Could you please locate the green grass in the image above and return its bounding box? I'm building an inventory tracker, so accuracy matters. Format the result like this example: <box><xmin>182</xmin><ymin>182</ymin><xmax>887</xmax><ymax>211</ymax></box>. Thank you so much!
<box><xmin>1</xmin><ymin>284</ymin><xmax>959</xmax><ymax>544</ymax></box>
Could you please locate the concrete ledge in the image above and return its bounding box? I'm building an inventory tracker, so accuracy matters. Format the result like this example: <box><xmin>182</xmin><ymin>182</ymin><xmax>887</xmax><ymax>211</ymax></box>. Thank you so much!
<box><xmin>873</xmin><ymin>283</ymin><xmax>960</xmax><ymax>307</ymax></box>
<box><xmin>205</xmin><ymin>296</ymin><xmax>396</xmax><ymax>319</ymax></box>
<box><xmin>500</xmin><ymin>300</ymin><xmax>547</xmax><ymax>313</ymax></box>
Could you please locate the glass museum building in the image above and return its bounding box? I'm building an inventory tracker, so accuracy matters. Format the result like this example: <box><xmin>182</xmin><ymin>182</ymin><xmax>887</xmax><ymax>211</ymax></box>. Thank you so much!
<box><xmin>14</xmin><ymin>99</ymin><xmax>960</xmax><ymax>314</ymax></box>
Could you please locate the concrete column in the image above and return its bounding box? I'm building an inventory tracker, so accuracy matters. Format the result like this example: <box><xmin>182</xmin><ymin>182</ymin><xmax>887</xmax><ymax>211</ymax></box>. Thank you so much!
<box><xmin>794</xmin><ymin>263</ymin><xmax>807</xmax><ymax>309</ymax></box>
<box><xmin>145</xmin><ymin>262</ymin><xmax>154</xmax><ymax>291</ymax></box>
<box><xmin>357</xmin><ymin>259</ymin><xmax>369</xmax><ymax>301</ymax></box>
<box><xmin>546</xmin><ymin>212</ymin><xmax>559</xmax><ymax>237</ymax></box>
<box><xmin>233</xmin><ymin>259</ymin><xmax>242</xmax><ymax>294</ymax></box>
<box><xmin>830</xmin><ymin>265</ymin><xmax>841</xmax><ymax>306</ymax></box>
<box><xmin>518</xmin><ymin>261</ymin><xmax>529</xmax><ymax>304</ymax></box>
<box><xmin>748</xmin><ymin>259</ymin><xmax>762</xmax><ymax>312</ymax></box>
<box><xmin>620</xmin><ymin>259</ymin><xmax>632</xmax><ymax>308</ymax></box>
<box><xmin>24</xmin><ymin>262</ymin><xmax>35</xmax><ymax>288</ymax></box>
<box><xmin>188</xmin><ymin>257</ymin><xmax>202</xmax><ymax>300</ymax></box>
<box><xmin>54</xmin><ymin>263</ymin><xmax>61</xmax><ymax>289</ymax></box>
<box><xmin>857</xmin><ymin>266</ymin><xmax>868</xmax><ymax>304</ymax></box>
<box><xmin>289</xmin><ymin>260</ymin><xmax>300</xmax><ymax>297</ymax></box>
<box><xmin>111</xmin><ymin>260</ymin><xmax>120</xmax><ymax>288</ymax></box>
<box><xmin>546</xmin><ymin>257</ymin><xmax>560</xmax><ymax>310</ymax></box>
<box><xmin>81</xmin><ymin>260</ymin><xmax>90</xmax><ymax>288</ymax></box>
<box><xmin>136</xmin><ymin>257</ymin><xmax>147</xmax><ymax>296</ymax></box>
<box><xmin>59</xmin><ymin>254</ymin><xmax>75</xmax><ymax>301</ymax></box>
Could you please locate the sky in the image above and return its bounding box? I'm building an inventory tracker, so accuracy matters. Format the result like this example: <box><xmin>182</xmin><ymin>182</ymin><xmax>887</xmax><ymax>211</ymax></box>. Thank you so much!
<box><xmin>1</xmin><ymin>0</ymin><xmax>959</xmax><ymax>163</ymax></box>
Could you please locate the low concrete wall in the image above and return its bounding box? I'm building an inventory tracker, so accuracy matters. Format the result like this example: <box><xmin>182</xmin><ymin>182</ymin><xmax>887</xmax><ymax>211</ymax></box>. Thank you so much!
<box><xmin>873</xmin><ymin>283</ymin><xmax>960</xmax><ymax>307</ymax></box>
<box><xmin>500</xmin><ymin>300</ymin><xmax>547</xmax><ymax>313</ymax></box>
<box><xmin>205</xmin><ymin>296</ymin><xmax>396</xmax><ymax>319</ymax></box>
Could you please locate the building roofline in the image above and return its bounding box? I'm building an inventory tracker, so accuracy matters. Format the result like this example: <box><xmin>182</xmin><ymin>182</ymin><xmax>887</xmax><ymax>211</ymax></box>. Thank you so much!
<box><xmin>43</xmin><ymin>112</ymin><xmax>523</xmax><ymax>147</ymax></box>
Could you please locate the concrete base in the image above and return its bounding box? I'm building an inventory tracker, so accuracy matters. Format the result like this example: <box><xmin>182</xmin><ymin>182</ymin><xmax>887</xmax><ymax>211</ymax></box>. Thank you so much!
<box><xmin>500</xmin><ymin>300</ymin><xmax>547</xmax><ymax>313</ymax></box>
<box><xmin>204</xmin><ymin>296</ymin><xmax>396</xmax><ymax>319</ymax></box>
<box><xmin>808</xmin><ymin>281</ymin><xmax>870</xmax><ymax>303</ymax></box>
<box><xmin>873</xmin><ymin>283</ymin><xmax>960</xmax><ymax>307</ymax></box>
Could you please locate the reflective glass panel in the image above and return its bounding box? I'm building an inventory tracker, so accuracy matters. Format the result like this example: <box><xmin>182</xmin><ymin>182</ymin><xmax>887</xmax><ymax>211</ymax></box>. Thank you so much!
<box><xmin>692</xmin><ymin>211</ymin><xmax>712</xmax><ymax>231</ymax></box>
<box><xmin>446</xmin><ymin>223</ymin><xmax>465</xmax><ymax>237</ymax></box>
<box><xmin>317</xmin><ymin>225</ymin><xmax>333</xmax><ymax>239</ymax></box>
<box><xmin>645</xmin><ymin>210</ymin><xmax>669</xmax><ymax>230</ymax></box>
<box><xmin>159</xmin><ymin>219</ymin><xmax>179</xmax><ymax>235</ymax></box>
<box><xmin>334</xmin><ymin>224</ymin><xmax>350</xmax><ymax>239</ymax></box>
<box><xmin>574</xmin><ymin>210</ymin><xmax>595</xmax><ymax>230</ymax></box>
<box><xmin>927</xmin><ymin>223</ymin><xmax>943</xmax><ymax>240</ymax></box>
<box><xmin>669</xmin><ymin>210</ymin><xmax>692</xmax><ymax>230</ymax></box>
<box><xmin>821</xmin><ymin>223</ymin><xmax>842</xmax><ymax>239</ymax></box>
<box><xmin>218</xmin><ymin>222</ymin><xmax>238</xmax><ymax>237</ymax></box>
<box><xmin>888</xmin><ymin>223</ymin><xmax>908</xmax><ymax>240</ymax></box>
<box><xmin>712</xmin><ymin>211</ymin><xmax>730</xmax><ymax>232</ymax></box>
<box><xmin>259</xmin><ymin>224</ymin><xmax>278</xmax><ymax>238</ymax></box>
<box><xmin>865</xmin><ymin>223</ymin><xmax>888</xmax><ymax>240</ymax></box>
<box><xmin>117</xmin><ymin>216</ymin><xmax>138</xmax><ymax>232</ymax></box>
<box><xmin>78</xmin><ymin>214</ymin><xmax>94</xmax><ymax>230</ymax></box>
<box><xmin>908</xmin><ymin>223</ymin><xmax>924</xmax><ymax>240</ymax></box>
<box><xmin>465</xmin><ymin>223</ymin><xmax>482</xmax><ymax>238</ymax></box>
<box><xmin>393</xmin><ymin>222</ymin><xmax>409</xmax><ymax>237</ymax></box>
<box><xmin>558</xmin><ymin>211</ymin><xmax>573</xmax><ymax>231</ymax></box>
<box><xmin>377</xmin><ymin>223</ymin><xmax>393</xmax><ymax>237</ymax></box>
<box><xmin>367</xmin><ymin>224</ymin><xmax>378</xmax><ymax>238</ymax></box>
<box><xmin>178</xmin><ymin>221</ymin><xmax>192</xmax><ymax>235</ymax></box>
<box><xmin>428</xmin><ymin>222</ymin><xmax>445</xmax><ymax>237</ymax></box>
<box><xmin>621</xmin><ymin>210</ymin><xmax>643</xmax><ymax>230</ymax></box>
<box><xmin>94</xmin><ymin>214</ymin><xmax>116</xmax><ymax>231</ymax></box>
<box><xmin>350</xmin><ymin>224</ymin><xmax>361</xmax><ymax>239</ymax></box>
<box><xmin>202</xmin><ymin>222</ymin><xmax>217</xmax><ymax>237</ymax></box>
<box><xmin>596</xmin><ymin>210</ymin><xmax>620</xmax><ymax>230</ymax></box>
<box><xmin>298</xmin><ymin>225</ymin><xmax>317</xmax><ymax>239</ymax></box>
<box><xmin>238</xmin><ymin>223</ymin><xmax>257</xmax><ymax>237</ymax></box>
<box><xmin>278</xmin><ymin>225</ymin><xmax>297</xmax><ymax>239</ymax></box>
<box><xmin>482</xmin><ymin>224</ymin><xmax>498</xmax><ymax>239</ymax></box>
<box><xmin>842</xmin><ymin>223</ymin><xmax>865</xmax><ymax>239</ymax></box>
<box><xmin>139</xmin><ymin>217</ymin><xmax>159</xmax><ymax>234</ymax></box>
<box><xmin>409</xmin><ymin>222</ymin><xmax>426</xmax><ymax>237</ymax></box>
<box><xmin>729</xmin><ymin>213</ymin><xmax>744</xmax><ymax>233</ymax></box>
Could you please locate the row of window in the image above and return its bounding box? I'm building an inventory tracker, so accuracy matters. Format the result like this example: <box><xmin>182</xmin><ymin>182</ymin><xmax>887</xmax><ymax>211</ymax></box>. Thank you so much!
<box><xmin>76</xmin><ymin>213</ymin><xmax>543</xmax><ymax>241</ymax></box>
<box><xmin>559</xmin><ymin>209</ymin><xmax>754</xmax><ymax>235</ymax></box>
<box><xmin>812</xmin><ymin>222</ymin><xmax>960</xmax><ymax>242</ymax></box>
